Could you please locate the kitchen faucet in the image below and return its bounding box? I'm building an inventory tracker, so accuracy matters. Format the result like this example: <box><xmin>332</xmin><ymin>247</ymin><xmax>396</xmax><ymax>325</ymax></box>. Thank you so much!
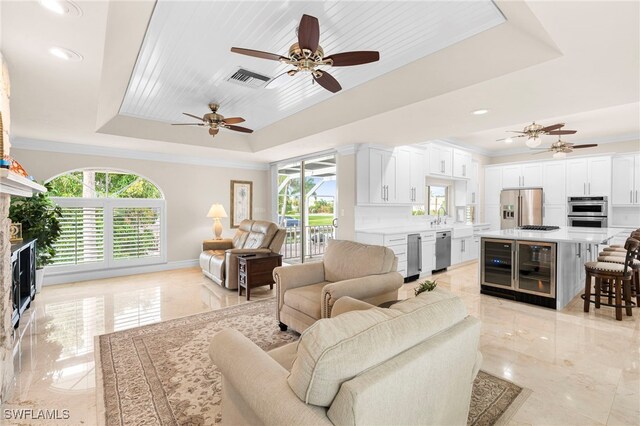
<box><xmin>436</xmin><ymin>203</ymin><xmax>447</xmax><ymax>225</ymax></box>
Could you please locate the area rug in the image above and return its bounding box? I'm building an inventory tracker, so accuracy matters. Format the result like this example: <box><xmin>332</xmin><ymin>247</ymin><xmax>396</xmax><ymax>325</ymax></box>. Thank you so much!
<box><xmin>96</xmin><ymin>298</ymin><xmax>530</xmax><ymax>426</ymax></box>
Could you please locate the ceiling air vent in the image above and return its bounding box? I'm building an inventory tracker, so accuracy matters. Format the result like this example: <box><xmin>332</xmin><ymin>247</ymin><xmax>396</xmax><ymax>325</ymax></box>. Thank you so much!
<box><xmin>226</xmin><ymin>68</ymin><xmax>271</xmax><ymax>89</ymax></box>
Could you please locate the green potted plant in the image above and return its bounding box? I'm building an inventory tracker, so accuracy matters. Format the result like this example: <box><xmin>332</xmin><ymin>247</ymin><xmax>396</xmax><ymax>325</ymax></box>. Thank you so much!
<box><xmin>9</xmin><ymin>191</ymin><xmax>62</xmax><ymax>292</ymax></box>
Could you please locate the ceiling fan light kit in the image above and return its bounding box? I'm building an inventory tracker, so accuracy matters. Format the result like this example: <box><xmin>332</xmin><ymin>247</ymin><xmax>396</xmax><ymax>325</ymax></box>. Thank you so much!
<box><xmin>525</xmin><ymin>136</ymin><xmax>541</xmax><ymax>148</ymax></box>
<box><xmin>230</xmin><ymin>14</ymin><xmax>380</xmax><ymax>94</ymax></box>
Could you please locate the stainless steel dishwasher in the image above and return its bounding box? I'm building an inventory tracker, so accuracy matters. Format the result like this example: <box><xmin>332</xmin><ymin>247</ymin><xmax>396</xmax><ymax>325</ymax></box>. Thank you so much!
<box><xmin>435</xmin><ymin>231</ymin><xmax>451</xmax><ymax>271</ymax></box>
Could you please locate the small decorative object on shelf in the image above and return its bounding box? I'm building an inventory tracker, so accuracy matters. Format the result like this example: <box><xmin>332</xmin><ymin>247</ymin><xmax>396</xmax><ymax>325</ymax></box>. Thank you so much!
<box><xmin>414</xmin><ymin>279</ymin><xmax>437</xmax><ymax>296</ymax></box>
<box><xmin>10</xmin><ymin>158</ymin><xmax>29</xmax><ymax>178</ymax></box>
<box><xmin>9</xmin><ymin>220</ymin><xmax>22</xmax><ymax>243</ymax></box>
<box><xmin>0</xmin><ymin>111</ymin><xmax>9</xmax><ymax>169</ymax></box>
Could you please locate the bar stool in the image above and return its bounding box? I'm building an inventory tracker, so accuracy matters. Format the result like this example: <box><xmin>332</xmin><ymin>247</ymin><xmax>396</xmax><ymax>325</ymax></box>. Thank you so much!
<box><xmin>604</xmin><ymin>229</ymin><xmax>640</xmax><ymax>250</ymax></box>
<box><xmin>583</xmin><ymin>238</ymin><xmax>639</xmax><ymax>321</ymax></box>
<box><xmin>597</xmin><ymin>253</ymin><xmax>640</xmax><ymax>308</ymax></box>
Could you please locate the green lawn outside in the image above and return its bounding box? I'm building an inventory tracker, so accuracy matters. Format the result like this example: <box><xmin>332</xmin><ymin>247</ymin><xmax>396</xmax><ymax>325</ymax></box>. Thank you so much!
<box><xmin>288</xmin><ymin>214</ymin><xmax>334</xmax><ymax>226</ymax></box>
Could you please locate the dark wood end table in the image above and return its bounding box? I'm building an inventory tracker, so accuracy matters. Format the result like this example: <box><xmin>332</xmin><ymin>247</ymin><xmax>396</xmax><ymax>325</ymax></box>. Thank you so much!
<box><xmin>238</xmin><ymin>253</ymin><xmax>283</xmax><ymax>300</ymax></box>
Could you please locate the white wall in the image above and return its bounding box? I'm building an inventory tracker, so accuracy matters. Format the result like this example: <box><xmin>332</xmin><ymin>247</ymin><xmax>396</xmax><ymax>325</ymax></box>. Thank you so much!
<box><xmin>336</xmin><ymin>151</ymin><xmax>356</xmax><ymax>240</ymax></box>
<box><xmin>11</xmin><ymin>148</ymin><xmax>270</xmax><ymax>263</ymax></box>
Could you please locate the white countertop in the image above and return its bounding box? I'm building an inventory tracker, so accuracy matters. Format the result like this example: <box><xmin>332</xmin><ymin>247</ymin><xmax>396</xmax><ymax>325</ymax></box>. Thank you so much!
<box><xmin>477</xmin><ymin>227</ymin><xmax>621</xmax><ymax>244</ymax></box>
<box><xmin>355</xmin><ymin>223</ymin><xmax>491</xmax><ymax>236</ymax></box>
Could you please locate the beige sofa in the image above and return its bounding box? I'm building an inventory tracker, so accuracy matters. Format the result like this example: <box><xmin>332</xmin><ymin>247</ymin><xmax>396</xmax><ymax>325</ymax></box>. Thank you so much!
<box><xmin>210</xmin><ymin>288</ymin><xmax>482</xmax><ymax>425</ymax></box>
<box><xmin>200</xmin><ymin>220</ymin><xmax>285</xmax><ymax>290</ymax></box>
<box><xmin>274</xmin><ymin>239</ymin><xmax>403</xmax><ymax>333</ymax></box>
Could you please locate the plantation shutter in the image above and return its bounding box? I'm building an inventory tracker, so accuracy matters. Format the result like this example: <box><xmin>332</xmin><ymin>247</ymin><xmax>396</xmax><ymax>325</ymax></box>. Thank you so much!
<box><xmin>51</xmin><ymin>207</ymin><xmax>105</xmax><ymax>265</ymax></box>
<box><xmin>112</xmin><ymin>207</ymin><xmax>162</xmax><ymax>260</ymax></box>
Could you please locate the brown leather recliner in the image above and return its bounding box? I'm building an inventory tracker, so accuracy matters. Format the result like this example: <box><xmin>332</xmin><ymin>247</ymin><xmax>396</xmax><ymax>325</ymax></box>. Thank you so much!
<box><xmin>200</xmin><ymin>219</ymin><xmax>286</xmax><ymax>290</ymax></box>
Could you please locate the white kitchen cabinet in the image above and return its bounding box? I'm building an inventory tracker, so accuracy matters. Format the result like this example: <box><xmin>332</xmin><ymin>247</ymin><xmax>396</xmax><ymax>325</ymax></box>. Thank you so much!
<box><xmin>409</xmin><ymin>149</ymin><xmax>425</xmax><ymax>204</ymax></box>
<box><xmin>451</xmin><ymin>236</ymin><xmax>474</xmax><ymax>265</ymax></box>
<box><xmin>429</xmin><ymin>144</ymin><xmax>453</xmax><ymax>177</ymax></box>
<box><xmin>452</xmin><ymin>149</ymin><xmax>472</xmax><ymax>179</ymax></box>
<box><xmin>466</xmin><ymin>161</ymin><xmax>479</xmax><ymax>204</ymax></box>
<box><xmin>396</xmin><ymin>149</ymin><xmax>412</xmax><ymax>204</ymax></box>
<box><xmin>542</xmin><ymin>161</ymin><xmax>566</xmax><ymax>204</ymax></box>
<box><xmin>420</xmin><ymin>231</ymin><xmax>435</xmax><ymax>276</ymax></box>
<box><xmin>565</xmin><ymin>156</ymin><xmax>611</xmax><ymax>197</ymax></box>
<box><xmin>484</xmin><ymin>167</ymin><xmax>502</xmax><ymax>205</ymax></box>
<box><xmin>543</xmin><ymin>205</ymin><xmax>566</xmax><ymax>227</ymax></box>
<box><xmin>357</xmin><ymin>147</ymin><xmax>398</xmax><ymax>204</ymax></box>
<box><xmin>612</xmin><ymin>154</ymin><xmax>640</xmax><ymax>205</ymax></box>
<box><xmin>502</xmin><ymin>164</ymin><xmax>542</xmax><ymax>188</ymax></box>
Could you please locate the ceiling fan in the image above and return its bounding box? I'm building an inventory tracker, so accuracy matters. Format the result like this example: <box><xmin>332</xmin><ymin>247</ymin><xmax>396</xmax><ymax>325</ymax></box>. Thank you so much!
<box><xmin>230</xmin><ymin>14</ymin><xmax>380</xmax><ymax>93</ymax></box>
<box><xmin>532</xmin><ymin>138</ymin><xmax>598</xmax><ymax>158</ymax></box>
<box><xmin>171</xmin><ymin>103</ymin><xmax>253</xmax><ymax>138</ymax></box>
<box><xmin>497</xmin><ymin>122</ymin><xmax>577</xmax><ymax>148</ymax></box>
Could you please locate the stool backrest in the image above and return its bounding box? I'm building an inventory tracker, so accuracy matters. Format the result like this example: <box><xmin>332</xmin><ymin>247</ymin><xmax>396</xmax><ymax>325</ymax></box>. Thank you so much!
<box><xmin>624</xmin><ymin>238</ymin><xmax>640</xmax><ymax>274</ymax></box>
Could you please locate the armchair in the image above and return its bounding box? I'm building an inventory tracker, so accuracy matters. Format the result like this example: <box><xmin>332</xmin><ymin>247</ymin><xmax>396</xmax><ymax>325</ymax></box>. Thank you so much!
<box><xmin>200</xmin><ymin>220</ymin><xmax>285</xmax><ymax>289</ymax></box>
<box><xmin>210</xmin><ymin>288</ymin><xmax>482</xmax><ymax>426</ymax></box>
<box><xmin>273</xmin><ymin>239</ymin><xmax>403</xmax><ymax>333</ymax></box>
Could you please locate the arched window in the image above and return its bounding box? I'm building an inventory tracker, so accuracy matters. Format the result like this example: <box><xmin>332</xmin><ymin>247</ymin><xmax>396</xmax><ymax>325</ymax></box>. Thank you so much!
<box><xmin>46</xmin><ymin>169</ymin><xmax>166</xmax><ymax>272</ymax></box>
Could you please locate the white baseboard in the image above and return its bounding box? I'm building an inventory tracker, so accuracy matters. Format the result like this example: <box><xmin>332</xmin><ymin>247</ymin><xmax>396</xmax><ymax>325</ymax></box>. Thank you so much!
<box><xmin>43</xmin><ymin>259</ymin><xmax>200</xmax><ymax>286</ymax></box>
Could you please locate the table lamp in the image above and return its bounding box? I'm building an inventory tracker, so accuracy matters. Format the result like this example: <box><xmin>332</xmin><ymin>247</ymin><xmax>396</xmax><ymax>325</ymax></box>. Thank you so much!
<box><xmin>207</xmin><ymin>203</ymin><xmax>228</xmax><ymax>239</ymax></box>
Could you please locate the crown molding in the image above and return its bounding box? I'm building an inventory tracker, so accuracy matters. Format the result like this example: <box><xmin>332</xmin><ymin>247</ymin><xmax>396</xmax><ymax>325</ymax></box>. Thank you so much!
<box><xmin>10</xmin><ymin>138</ymin><xmax>270</xmax><ymax>170</ymax></box>
<box><xmin>335</xmin><ymin>144</ymin><xmax>358</xmax><ymax>155</ymax></box>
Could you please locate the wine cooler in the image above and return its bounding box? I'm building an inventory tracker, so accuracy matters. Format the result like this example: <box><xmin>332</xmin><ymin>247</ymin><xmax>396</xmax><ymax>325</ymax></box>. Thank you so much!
<box><xmin>481</xmin><ymin>238</ymin><xmax>557</xmax><ymax>308</ymax></box>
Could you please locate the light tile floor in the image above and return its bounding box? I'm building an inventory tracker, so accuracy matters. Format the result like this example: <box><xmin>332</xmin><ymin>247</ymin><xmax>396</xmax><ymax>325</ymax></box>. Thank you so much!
<box><xmin>2</xmin><ymin>263</ymin><xmax>639</xmax><ymax>425</ymax></box>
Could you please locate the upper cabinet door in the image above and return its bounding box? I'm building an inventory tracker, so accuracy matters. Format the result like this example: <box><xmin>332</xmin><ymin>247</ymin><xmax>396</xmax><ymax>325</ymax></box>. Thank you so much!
<box><xmin>441</xmin><ymin>147</ymin><xmax>453</xmax><ymax>176</ymax></box>
<box><xmin>611</xmin><ymin>156</ymin><xmax>635</xmax><ymax>205</ymax></box>
<box><xmin>586</xmin><ymin>157</ymin><xmax>611</xmax><ymax>197</ymax></box>
<box><xmin>368</xmin><ymin>149</ymin><xmax>386</xmax><ymax>203</ymax></box>
<box><xmin>565</xmin><ymin>159</ymin><xmax>589</xmax><ymax>197</ymax></box>
<box><xmin>635</xmin><ymin>155</ymin><xmax>640</xmax><ymax>204</ymax></box>
<box><xmin>395</xmin><ymin>149</ymin><xmax>412</xmax><ymax>204</ymax></box>
<box><xmin>452</xmin><ymin>149</ymin><xmax>471</xmax><ymax>179</ymax></box>
<box><xmin>429</xmin><ymin>145</ymin><xmax>443</xmax><ymax>175</ymax></box>
<box><xmin>501</xmin><ymin>165</ymin><xmax>522</xmax><ymax>188</ymax></box>
<box><xmin>521</xmin><ymin>163</ymin><xmax>542</xmax><ymax>187</ymax></box>
<box><xmin>410</xmin><ymin>150</ymin><xmax>425</xmax><ymax>204</ymax></box>
<box><xmin>467</xmin><ymin>161</ymin><xmax>479</xmax><ymax>204</ymax></box>
<box><xmin>385</xmin><ymin>151</ymin><xmax>398</xmax><ymax>203</ymax></box>
<box><xmin>542</xmin><ymin>161</ymin><xmax>566</xmax><ymax>204</ymax></box>
<box><xmin>484</xmin><ymin>167</ymin><xmax>502</xmax><ymax>205</ymax></box>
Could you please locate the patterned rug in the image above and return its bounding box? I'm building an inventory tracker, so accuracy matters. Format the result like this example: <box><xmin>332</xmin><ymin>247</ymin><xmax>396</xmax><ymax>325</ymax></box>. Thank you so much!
<box><xmin>96</xmin><ymin>298</ymin><xmax>530</xmax><ymax>426</ymax></box>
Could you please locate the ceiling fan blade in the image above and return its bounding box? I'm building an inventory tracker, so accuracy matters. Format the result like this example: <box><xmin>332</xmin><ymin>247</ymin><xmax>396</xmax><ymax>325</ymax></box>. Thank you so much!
<box><xmin>313</xmin><ymin>71</ymin><xmax>342</xmax><ymax>93</ymax></box>
<box><xmin>547</xmin><ymin>130</ymin><xmax>577</xmax><ymax>135</ymax></box>
<box><xmin>226</xmin><ymin>125</ymin><xmax>254</xmax><ymax>134</ymax></box>
<box><xmin>209</xmin><ymin>128</ymin><xmax>219</xmax><ymax>136</ymax></box>
<box><xmin>230</xmin><ymin>47</ymin><xmax>286</xmax><ymax>61</ymax></box>
<box><xmin>325</xmin><ymin>51</ymin><xmax>380</xmax><ymax>66</ymax></box>
<box><xmin>222</xmin><ymin>117</ymin><xmax>245</xmax><ymax>125</ymax></box>
<box><xmin>171</xmin><ymin>123</ymin><xmax>205</xmax><ymax>126</ymax></box>
<box><xmin>182</xmin><ymin>112</ymin><xmax>204</xmax><ymax>121</ymax></box>
<box><xmin>298</xmin><ymin>14</ymin><xmax>320</xmax><ymax>52</ymax></box>
<box><xmin>532</xmin><ymin>150</ymin><xmax>552</xmax><ymax>155</ymax></box>
<box><xmin>265</xmin><ymin>71</ymin><xmax>293</xmax><ymax>89</ymax></box>
<box><xmin>540</xmin><ymin>123</ymin><xmax>564</xmax><ymax>132</ymax></box>
<box><xmin>572</xmin><ymin>144</ymin><xmax>598</xmax><ymax>149</ymax></box>
<box><xmin>507</xmin><ymin>131</ymin><xmax>528</xmax><ymax>134</ymax></box>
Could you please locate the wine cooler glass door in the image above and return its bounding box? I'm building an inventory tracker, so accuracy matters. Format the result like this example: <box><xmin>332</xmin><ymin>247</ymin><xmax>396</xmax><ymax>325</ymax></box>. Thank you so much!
<box><xmin>481</xmin><ymin>239</ymin><xmax>514</xmax><ymax>289</ymax></box>
<box><xmin>516</xmin><ymin>241</ymin><xmax>556</xmax><ymax>298</ymax></box>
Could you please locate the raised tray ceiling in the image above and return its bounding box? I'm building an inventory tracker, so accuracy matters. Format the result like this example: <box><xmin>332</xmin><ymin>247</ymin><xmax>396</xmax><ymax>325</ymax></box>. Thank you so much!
<box><xmin>120</xmin><ymin>1</ymin><xmax>505</xmax><ymax>131</ymax></box>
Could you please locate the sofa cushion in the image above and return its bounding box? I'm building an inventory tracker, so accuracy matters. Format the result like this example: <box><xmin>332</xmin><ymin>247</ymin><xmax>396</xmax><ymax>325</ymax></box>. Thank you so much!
<box><xmin>323</xmin><ymin>240</ymin><xmax>396</xmax><ymax>282</ymax></box>
<box><xmin>283</xmin><ymin>282</ymin><xmax>329</xmax><ymax>320</ymax></box>
<box><xmin>268</xmin><ymin>341</ymin><xmax>297</xmax><ymax>372</ymax></box>
<box><xmin>287</xmin><ymin>288</ymin><xmax>468</xmax><ymax>407</ymax></box>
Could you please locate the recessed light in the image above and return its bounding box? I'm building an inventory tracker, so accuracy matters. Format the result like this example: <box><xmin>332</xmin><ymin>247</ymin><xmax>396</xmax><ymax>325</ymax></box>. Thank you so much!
<box><xmin>504</xmin><ymin>137</ymin><xmax>513</xmax><ymax>144</ymax></box>
<box><xmin>39</xmin><ymin>0</ymin><xmax>82</xmax><ymax>17</ymax></box>
<box><xmin>49</xmin><ymin>47</ymin><xmax>83</xmax><ymax>62</ymax></box>
<box><xmin>472</xmin><ymin>109</ymin><xmax>489</xmax><ymax>115</ymax></box>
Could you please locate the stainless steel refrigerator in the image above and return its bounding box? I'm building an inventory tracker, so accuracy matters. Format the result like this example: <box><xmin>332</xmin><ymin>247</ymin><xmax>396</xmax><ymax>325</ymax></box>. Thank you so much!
<box><xmin>500</xmin><ymin>188</ymin><xmax>543</xmax><ymax>229</ymax></box>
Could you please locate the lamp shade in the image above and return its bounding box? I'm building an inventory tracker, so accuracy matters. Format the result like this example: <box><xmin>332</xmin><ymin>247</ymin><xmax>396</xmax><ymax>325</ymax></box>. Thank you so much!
<box><xmin>207</xmin><ymin>203</ymin><xmax>228</xmax><ymax>218</ymax></box>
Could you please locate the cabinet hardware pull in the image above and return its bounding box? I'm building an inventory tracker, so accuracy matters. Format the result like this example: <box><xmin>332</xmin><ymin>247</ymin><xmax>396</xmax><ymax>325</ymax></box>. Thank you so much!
<box><xmin>584</xmin><ymin>183</ymin><xmax>586</xmax><ymax>195</ymax></box>
<box><xmin>632</xmin><ymin>190</ymin><xmax>634</xmax><ymax>203</ymax></box>
<box><xmin>588</xmin><ymin>182</ymin><xmax>591</xmax><ymax>194</ymax></box>
<box><xmin>636</xmin><ymin>190</ymin><xmax>638</xmax><ymax>203</ymax></box>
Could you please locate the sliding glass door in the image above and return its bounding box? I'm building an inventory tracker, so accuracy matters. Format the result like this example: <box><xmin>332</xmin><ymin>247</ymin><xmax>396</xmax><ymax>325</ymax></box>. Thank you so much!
<box><xmin>276</xmin><ymin>154</ymin><xmax>337</xmax><ymax>263</ymax></box>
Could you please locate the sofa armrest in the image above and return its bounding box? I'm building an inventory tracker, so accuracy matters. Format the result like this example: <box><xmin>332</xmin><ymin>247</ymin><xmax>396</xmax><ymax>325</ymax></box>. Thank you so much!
<box><xmin>203</xmin><ymin>239</ymin><xmax>233</xmax><ymax>251</ymax></box>
<box><xmin>330</xmin><ymin>297</ymin><xmax>377</xmax><ymax>318</ymax></box>
<box><xmin>273</xmin><ymin>262</ymin><xmax>326</xmax><ymax>318</ymax></box>
<box><xmin>321</xmin><ymin>272</ymin><xmax>403</xmax><ymax>318</ymax></box>
<box><xmin>210</xmin><ymin>329</ymin><xmax>331</xmax><ymax>425</ymax></box>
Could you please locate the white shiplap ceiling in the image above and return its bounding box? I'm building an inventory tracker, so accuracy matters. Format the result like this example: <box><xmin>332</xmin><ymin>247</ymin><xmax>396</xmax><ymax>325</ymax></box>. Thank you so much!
<box><xmin>119</xmin><ymin>1</ymin><xmax>505</xmax><ymax>130</ymax></box>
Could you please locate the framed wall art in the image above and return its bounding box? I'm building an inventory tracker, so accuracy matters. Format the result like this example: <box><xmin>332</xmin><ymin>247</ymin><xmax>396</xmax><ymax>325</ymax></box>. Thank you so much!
<box><xmin>230</xmin><ymin>180</ymin><xmax>253</xmax><ymax>228</ymax></box>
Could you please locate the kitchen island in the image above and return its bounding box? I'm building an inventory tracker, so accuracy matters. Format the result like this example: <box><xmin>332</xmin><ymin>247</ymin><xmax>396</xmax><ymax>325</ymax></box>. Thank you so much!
<box><xmin>476</xmin><ymin>227</ymin><xmax>621</xmax><ymax>309</ymax></box>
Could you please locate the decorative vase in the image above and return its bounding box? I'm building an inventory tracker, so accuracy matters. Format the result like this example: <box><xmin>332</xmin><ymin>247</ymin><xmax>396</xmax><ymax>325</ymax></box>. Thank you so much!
<box><xmin>35</xmin><ymin>268</ymin><xmax>44</xmax><ymax>293</ymax></box>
